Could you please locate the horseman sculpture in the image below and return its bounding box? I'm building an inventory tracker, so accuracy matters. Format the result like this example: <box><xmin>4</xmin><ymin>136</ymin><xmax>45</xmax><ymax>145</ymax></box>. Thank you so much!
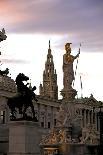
<box><xmin>7</xmin><ymin>73</ymin><xmax>38</xmax><ymax>121</ymax></box>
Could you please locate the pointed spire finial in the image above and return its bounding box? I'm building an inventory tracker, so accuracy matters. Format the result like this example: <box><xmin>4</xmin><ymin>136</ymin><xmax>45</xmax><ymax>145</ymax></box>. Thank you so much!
<box><xmin>49</xmin><ymin>40</ymin><xmax>50</xmax><ymax>49</ymax></box>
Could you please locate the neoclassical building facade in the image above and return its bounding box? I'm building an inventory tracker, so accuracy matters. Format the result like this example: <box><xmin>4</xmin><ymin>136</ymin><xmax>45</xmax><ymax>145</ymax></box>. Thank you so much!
<box><xmin>0</xmin><ymin>38</ymin><xmax>102</xmax><ymax>154</ymax></box>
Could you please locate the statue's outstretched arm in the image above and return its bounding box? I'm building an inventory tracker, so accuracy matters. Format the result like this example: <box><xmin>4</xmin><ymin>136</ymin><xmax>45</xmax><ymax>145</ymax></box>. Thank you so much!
<box><xmin>74</xmin><ymin>50</ymin><xmax>80</xmax><ymax>59</ymax></box>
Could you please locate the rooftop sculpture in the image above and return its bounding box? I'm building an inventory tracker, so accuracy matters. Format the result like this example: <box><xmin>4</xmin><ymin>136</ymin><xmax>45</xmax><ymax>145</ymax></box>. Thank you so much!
<box><xmin>0</xmin><ymin>28</ymin><xmax>7</xmax><ymax>42</ymax></box>
<box><xmin>0</xmin><ymin>28</ymin><xmax>9</xmax><ymax>76</ymax></box>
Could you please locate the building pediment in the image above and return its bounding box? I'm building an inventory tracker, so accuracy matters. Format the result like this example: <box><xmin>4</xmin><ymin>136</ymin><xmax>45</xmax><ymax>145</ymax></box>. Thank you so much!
<box><xmin>83</xmin><ymin>94</ymin><xmax>100</xmax><ymax>106</ymax></box>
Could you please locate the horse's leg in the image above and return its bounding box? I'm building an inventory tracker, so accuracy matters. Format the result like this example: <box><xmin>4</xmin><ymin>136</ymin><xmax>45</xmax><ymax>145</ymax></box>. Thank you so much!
<box><xmin>19</xmin><ymin>106</ymin><xmax>22</xmax><ymax>114</ymax></box>
<box><xmin>10</xmin><ymin>108</ymin><xmax>16</xmax><ymax>120</ymax></box>
<box><xmin>22</xmin><ymin>104</ymin><xmax>27</xmax><ymax>118</ymax></box>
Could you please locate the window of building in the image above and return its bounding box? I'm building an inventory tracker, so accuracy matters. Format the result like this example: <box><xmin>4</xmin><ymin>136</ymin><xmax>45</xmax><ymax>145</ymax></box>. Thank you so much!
<box><xmin>48</xmin><ymin>122</ymin><xmax>50</xmax><ymax>128</ymax></box>
<box><xmin>0</xmin><ymin>111</ymin><xmax>5</xmax><ymax>124</ymax></box>
<box><xmin>41</xmin><ymin>122</ymin><xmax>44</xmax><ymax>127</ymax></box>
<box><xmin>54</xmin><ymin>119</ymin><xmax>56</xmax><ymax>126</ymax></box>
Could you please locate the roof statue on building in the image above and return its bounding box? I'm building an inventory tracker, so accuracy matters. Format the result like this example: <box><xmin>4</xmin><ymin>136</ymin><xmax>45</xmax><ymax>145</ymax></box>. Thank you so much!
<box><xmin>7</xmin><ymin>73</ymin><xmax>38</xmax><ymax>121</ymax></box>
<box><xmin>0</xmin><ymin>28</ymin><xmax>9</xmax><ymax>76</ymax></box>
<box><xmin>0</xmin><ymin>28</ymin><xmax>16</xmax><ymax>92</ymax></box>
<box><xmin>0</xmin><ymin>68</ymin><xmax>9</xmax><ymax>76</ymax></box>
<box><xmin>0</xmin><ymin>28</ymin><xmax>7</xmax><ymax>42</ymax></box>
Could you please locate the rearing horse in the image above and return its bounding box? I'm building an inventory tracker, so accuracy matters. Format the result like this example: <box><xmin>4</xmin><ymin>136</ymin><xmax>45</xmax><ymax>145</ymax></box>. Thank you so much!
<box><xmin>7</xmin><ymin>73</ymin><xmax>38</xmax><ymax>121</ymax></box>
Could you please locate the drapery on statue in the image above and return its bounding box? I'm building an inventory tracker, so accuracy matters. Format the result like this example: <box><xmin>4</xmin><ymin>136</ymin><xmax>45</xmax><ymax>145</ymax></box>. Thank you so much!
<box><xmin>63</xmin><ymin>43</ymin><xmax>80</xmax><ymax>88</ymax></box>
<box><xmin>7</xmin><ymin>73</ymin><xmax>38</xmax><ymax>121</ymax></box>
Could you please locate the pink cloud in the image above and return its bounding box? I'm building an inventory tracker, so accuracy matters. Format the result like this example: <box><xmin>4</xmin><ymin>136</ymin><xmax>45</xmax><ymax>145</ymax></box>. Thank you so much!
<box><xmin>0</xmin><ymin>1</ymin><xmax>36</xmax><ymax>26</ymax></box>
<box><xmin>0</xmin><ymin>0</ymin><xmax>103</xmax><ymax>53</ymax></box>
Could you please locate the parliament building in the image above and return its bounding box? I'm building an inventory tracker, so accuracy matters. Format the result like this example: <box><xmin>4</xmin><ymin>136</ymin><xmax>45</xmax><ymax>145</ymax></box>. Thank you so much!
<box><xmin>0</xmin><ymin>31</ymin><xmax>102</xmax><ymax>155</ymax></box>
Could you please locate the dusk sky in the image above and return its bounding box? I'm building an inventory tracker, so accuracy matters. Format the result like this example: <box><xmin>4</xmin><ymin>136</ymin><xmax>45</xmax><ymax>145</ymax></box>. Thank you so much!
<box><xmin>0</xmin><ymin>0</ymin><xmax>103</xmax><ymax>100</ymax></box>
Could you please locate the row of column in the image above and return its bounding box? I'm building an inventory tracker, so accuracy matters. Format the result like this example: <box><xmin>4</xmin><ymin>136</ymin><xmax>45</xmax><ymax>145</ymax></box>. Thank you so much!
<box><xmin>80</xmin><ymin>109</ymin><xmax>99</xmax><ymax>131</ymax></box>
<box><xmin>34</xmin><ymin>103</ymin><xmax>58</xmax><ymax>129</ymax></box>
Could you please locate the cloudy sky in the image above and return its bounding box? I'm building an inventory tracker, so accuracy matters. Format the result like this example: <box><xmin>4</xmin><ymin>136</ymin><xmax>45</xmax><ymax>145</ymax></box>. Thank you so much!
<box><xmin>0</xmin><ymin>0</ymin><xmax>103</xmax><ymax>100</ymax></box>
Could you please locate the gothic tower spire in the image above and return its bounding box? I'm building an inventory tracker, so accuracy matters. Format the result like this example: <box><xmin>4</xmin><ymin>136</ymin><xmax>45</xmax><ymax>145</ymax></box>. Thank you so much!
<box><xmin>49</xmin><ymin>40</ymin><xmax>50</xmax><ymax>49</ymax></box>
<box><xmin>39</xmin><ymin>41</ymin><xmax>58</xmax><ymax>99</ymax></box>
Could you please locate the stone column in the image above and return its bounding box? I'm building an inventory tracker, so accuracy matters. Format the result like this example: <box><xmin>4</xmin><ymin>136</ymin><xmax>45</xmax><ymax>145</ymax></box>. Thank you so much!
<box><xmin>51</xmin><ymin>106</ymin><xmax>54</xmax><ymax>128</ymax></box>
<box><xmin>89</xmin><ymin>111</ymin><xmax>92</xmax><ymax>124</ymax></box>
<box><xmin>86</xmin><ymin>110</ymin><xmax>88</xmax><ymax>125</ymax></box>
<box><xmin>95</xmin><ymin>113</ymin><xmax>97</xmax><ymax>130</ymax></box>
<box><xmin>38</xmin><ymin>103</ymin><xmax>40</xmax><ymax>126</ymax></box>
<box><xmin>80</xmin><ymin>109</ymin><xmax>83</xmax><ymax>128</ymax></box>
<box><xmin>44</xmin><ymin>105</ymin><xmax>47</xmax><ymax>128</ymax></box>
<box><xmin>96</xmin><ymin>113</ymin><xmax>99</xmax><ymax>131</ymax></box>
<box><xmin>82</xmin><ymin>109</ymin><xmax>85</xmax><ymax>128</ymax></box>
<box><xmin>84</xmin><ymin>110</ymin><xmax>86</xmax><ymax>128</ymax></box>
<box><xmin>91</xmin><ymin>111</ymin><xmax>93</xmax><ymax>124</ymax></box>
<box><xmin>8</xmin><ymin>121</ymin><xmax>41</xmax><ymax>155</ymax></box>
<box><xmin>88</xmin><ymin>110</ymin><xmax>90</xmax><ymax>124</ymax></box>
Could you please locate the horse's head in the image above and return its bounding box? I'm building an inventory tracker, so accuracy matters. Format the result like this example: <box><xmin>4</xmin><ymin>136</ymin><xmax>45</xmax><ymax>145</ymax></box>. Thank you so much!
<box><xmin>16</xmin><ymin>73</ymin><xmax>29</xmax><ymax>83</ymax></box>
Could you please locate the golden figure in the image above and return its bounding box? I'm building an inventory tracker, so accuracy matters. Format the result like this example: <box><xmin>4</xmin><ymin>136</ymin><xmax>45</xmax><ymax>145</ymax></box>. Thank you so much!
<box><xmin>63</xmin><ymin>43</ymin><xmax>80</xmax><ymax>88</ymax></box>
<box><xmin>65</xmin><ymin>43</ymin><xmax>80</xmax><ymax>63</ymax></box>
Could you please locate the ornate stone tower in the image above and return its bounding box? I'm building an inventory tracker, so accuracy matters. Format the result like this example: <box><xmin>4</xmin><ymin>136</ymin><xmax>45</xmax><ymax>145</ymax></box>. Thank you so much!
<box><xmin>39</xmin><ymin>41</ymin><xmax>58</xmax><ymax>99</ymax></box>
<box><xmin>61</xmin><ymin>43</ymin><xmax>80</xmax><ymax>100</ymax></box>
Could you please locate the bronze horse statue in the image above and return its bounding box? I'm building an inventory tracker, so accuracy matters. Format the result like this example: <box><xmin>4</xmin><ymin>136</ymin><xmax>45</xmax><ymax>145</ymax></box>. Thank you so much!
<box><xmin>7</xmin><ymin>73</ymin><xmax>38</xmax><ymax>121</ymax></box>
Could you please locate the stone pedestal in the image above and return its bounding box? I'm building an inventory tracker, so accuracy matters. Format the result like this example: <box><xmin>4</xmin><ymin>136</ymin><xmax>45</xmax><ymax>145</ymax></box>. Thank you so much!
<box><xmin>61</xmin><ymin>88</ymin><xmax>77</xmax><ymax>100</ymax></box>
<box><xmin>8</xmin><ymin>121</ymin><xmax>41</xmax><ymax>155</ymax></box>
<box><xmin>59</xmin><ymin>143</ymin><xmax>95</xmax><ymax>155</ymax></box>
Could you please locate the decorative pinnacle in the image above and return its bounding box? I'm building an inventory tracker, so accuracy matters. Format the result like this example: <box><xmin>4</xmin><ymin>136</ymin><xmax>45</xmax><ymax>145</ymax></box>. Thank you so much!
<box><xmin>49</xmin><ymin>40</ymin><xmax>50</xmax><ymax>49</ymax></box>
